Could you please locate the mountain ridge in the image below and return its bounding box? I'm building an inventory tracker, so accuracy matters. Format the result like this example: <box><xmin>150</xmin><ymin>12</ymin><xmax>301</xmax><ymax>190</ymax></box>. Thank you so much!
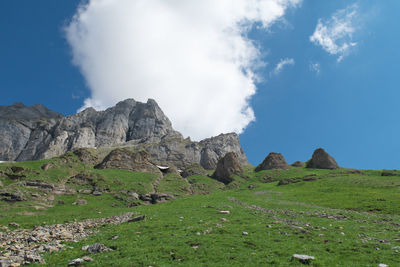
<box><xmin>0</xmin><ymin>99</ymin><xmax>248</xmax><ymax>169</ymax></box>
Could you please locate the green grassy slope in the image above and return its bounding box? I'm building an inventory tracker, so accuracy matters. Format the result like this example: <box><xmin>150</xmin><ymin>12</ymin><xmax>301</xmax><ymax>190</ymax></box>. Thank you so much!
<box><xmin>1</xmin><ymin>158</ymin><xmax>399</xmax><ymax>266</ymax></box>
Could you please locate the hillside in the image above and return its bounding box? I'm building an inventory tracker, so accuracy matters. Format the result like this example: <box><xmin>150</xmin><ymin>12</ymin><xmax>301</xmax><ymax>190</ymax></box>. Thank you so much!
<box><xmin>0</xmin><ymin>153</ymin><xmax>399</xmax><ymax>266</ymax></box>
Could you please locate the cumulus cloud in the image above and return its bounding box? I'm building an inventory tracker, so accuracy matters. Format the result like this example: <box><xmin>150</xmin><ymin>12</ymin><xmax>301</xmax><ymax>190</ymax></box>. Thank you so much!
<box><xmin>272</xmin><ymin>58</ymin><xmax>295</xmax><ymax>75</ymax></box>
<box><xmin>310</xmin><ymin>4</ymin><xmax>358</xmax><ymax>62</ymax></box>
<box><xmin>65</xmin><ymin>0</ymin><xmax>300</xmax><ymax>140</ymax></box>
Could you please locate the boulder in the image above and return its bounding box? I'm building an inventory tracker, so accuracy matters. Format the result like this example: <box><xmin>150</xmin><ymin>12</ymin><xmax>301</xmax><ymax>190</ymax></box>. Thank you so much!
<box><xmin>306</xmin><ymin>148</ymin><xmax>339</xmax><ymax>169</ymax></box>
<box><xmin>95</xmin><ymin>149</ymin><xmax>160</xmax><ymax>174</ymax></box>
<box><xmin>139</xmin><ymin>193</ymin><xmax>176</xmax><ymax>204</ymax></box>
<box><xmin>255</xmin><ymin>152</ymin><xmax>290</xmax><ymax>171</ymax></box>
<box><xmin>291</xmin><ymin>161</ymin><xmax>305</xmax><ymax>167</ymax></box>
<box><xmin>212</xmin><ymin>152</ymin><xmax>243</xmax><ymax>184</ymax></box>
<box><xmin>181</xmin><ymin>163</ymin><xmax>208</xmax><ymax>178</ymax></box>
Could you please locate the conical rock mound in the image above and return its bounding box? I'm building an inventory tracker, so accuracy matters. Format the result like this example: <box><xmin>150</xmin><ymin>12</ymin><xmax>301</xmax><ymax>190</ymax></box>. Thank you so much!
<box><xmin>255</xmin><ymin>152</ymin><xmax>290</xmax><ymax>171</ymax></box>
<box><xmin>306</xmin><ymin>148</ymin><xmax>339</xmax><ymax>169</ymax></box>
<box><xmin>212</xmin><ymin>152</ymin><xmax>242</xmax><ymax>184</ymax></box>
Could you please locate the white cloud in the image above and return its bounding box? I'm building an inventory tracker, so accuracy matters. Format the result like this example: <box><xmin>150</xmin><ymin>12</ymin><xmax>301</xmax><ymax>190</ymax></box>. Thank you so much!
<box><xmin>309</xmin><ymin>62</ymin><xmax>321</xmax><ymax>74</ymax></box>
<box><xmin>65</xmin><ymin>0</ymin><xmax>301</xmax><ymax>140</ymax></box>
<box><xmin>272</xmin><ymin>58</ymin><xmax>295</xmax><ymax>75</ymax></box>
<box><xmin>310</xmin><ymin>4</ymin><xmax>358</xmax><ymax>62</ymax></box>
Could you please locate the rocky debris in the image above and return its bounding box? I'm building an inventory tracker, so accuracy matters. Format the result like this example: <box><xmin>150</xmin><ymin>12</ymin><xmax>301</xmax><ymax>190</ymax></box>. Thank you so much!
<box><xmin>278</xmin><ymin>178</ymin><xmax>301</xmax><ymax>186</ymax></box>
<box><xmin>292</xmin><ymin>254</ymin><xmax>315</xmax><ymax>264</ymax></box>
<box><xmin>181</xmin><ymin>163</ymin><xmax>207</xmax><ymax>178</ymax></box>
<box><xmin>68</xmin><ymin>256</ymin><xmax>93</xmax><ymax>266</ymax></box>
<box><xmin>306</xmin><ymin>148</ymin><xmax>339</xmax><ymax>169</ymax></box>
<box><xmin>139</xmin><ymin>193</ymin><xmax>176</xmax><ymax>204</ymax></box>
<box><xmin>40</xmin><ymin>163</ymin><xmax>53</xmax><ymax>171</ymax></box>
<box><xmin>127</xmin><ymin>215</ymin><xmax>146</xmax><ymax>223</ymax></box>
<box><xmin>278</xmin><ymin>175</ymin><xmax>319</xmax><ymax>186</ymax></box>
<box><xmin>22</xmin><ymin>180</ymin><xmax>55</xmax><ymax>190</ymax></box>
<box><xmin>292</xmin><ymin>161</ymin><xmax>305</xmax><ymax>167</ymax></box>
<box><xmin>219</xmin><ymin>211</ymin><xmax>230</xmax><ymax>215</ymax></box>
<box><xmin>68</xmin><ymin>173</ymin><xmax>96</xmax><ymax>187</ymax></box>
<box><xmin>72</xmin><ymin>199</ymin><xmax>87</xmax><ymax>205</ymax></box>
<box><xmin>10</xmin><ymin>166</ymin><xmax>24</xmax><ymax>173</ymax></box>
<box><xmin>82</xmin><ymin>243</ymin><xmax>113</xmax><ymax>254</ymax></box>
<box><xmin>212</xmin><ymin>152</ymin><xmax>243</xmax><ymax>184</ymax></box>
<box><xmin>260</xmin><ymin>176</ymin><xmax>277</xmax><ymax>183</ymax></box>
<box><xmin>95</xmin><ymin>149</ymin><xmax>161</xmax><ymax>174</ymax></box>
<box><xmin>8</xmin><ymin>222</ymin><xmax>19</xmax><ymax>228</ymax></box>
<box><xmin>0</xmin><ymin>99</ymin><xmax>248</xmax><ymax>170</ymax></box>
<box><xmin>73</xmin><ymin>148</ymin><xmax>99</xmax><ymax>165</ymax></box>
<box><xmin>381</xmin><ymin>171</ymin><xmax>396</xmax><ymax>176</ymax></box>
<box><xmin>5</xmin><ymin>173</ymin><xmax>26</xmax><ymax>180</ymax></box>
<box><xmin>255</xmin><ymin>152</ymin><xmax>290</xmax><ymax>171</ymax></box>
<box><xmin>0</xmin><ymin>189</ymin><xmax>25</xmax><ymax>202</ymax></box>
<box><xmin>0</xmin><ymin>212</ymin><xmax>141</xmax><ymax>266</ymax></box>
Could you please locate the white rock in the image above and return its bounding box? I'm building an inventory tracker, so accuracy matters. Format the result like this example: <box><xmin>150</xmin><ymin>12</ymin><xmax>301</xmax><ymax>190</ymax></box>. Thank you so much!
<box><xmin>293</xmin><ymin>254</ymin><xmax>315</xmax><ymax>264</ymax></box>
<box><xmin>378</xmin><ymin>264</ymin><xmax>388</xmax><ymax>267</ymax></box>
<box><xmin>219</xmin><ymin>210</ymin><xmax>230</xmax><ymax>215</ymax></box>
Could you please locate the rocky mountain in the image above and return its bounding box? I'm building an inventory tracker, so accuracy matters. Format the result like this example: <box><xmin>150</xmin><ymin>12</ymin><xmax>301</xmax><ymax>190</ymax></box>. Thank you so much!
<box><xmin>0</xmin><ymin>99</ymin><xmax>248</xmax><ymax>169</ymax></box>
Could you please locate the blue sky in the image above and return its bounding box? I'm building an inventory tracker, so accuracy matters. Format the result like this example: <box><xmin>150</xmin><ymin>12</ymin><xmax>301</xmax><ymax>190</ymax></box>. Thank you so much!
<box><xmin>0</xmin><ymin>0</ymin><xmax>399</xmax><ymax>169</ymax></box>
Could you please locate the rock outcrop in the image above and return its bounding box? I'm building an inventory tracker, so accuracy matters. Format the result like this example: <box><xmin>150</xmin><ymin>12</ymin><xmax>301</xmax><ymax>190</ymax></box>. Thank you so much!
<box><xmin>0</xmin><ymin>99</ymin><xmax>248</xmax><ymax>169</ymax></box>
<box><xmin>181</xmin><ymin>163</ymin><xmax>208</xmax><ymax>178</ymax></box>
<box><xmin>95</xmin><ymin>149</ymin><xmax>160</xmax><ymax>174</ymax></box>
<box><xmin>306</xmin><ymin>148</ymin><xmax>339</xmax><ymax>169</ymax></box>
<box><xmin>255</xmin><ymin>152</ymin><xmax>290</xmax><ymax>171</ymax></box>
<box><xmin>212</xmin><ymin>152</ymin><xmax>243</xmax><ymax>184</ymax></box>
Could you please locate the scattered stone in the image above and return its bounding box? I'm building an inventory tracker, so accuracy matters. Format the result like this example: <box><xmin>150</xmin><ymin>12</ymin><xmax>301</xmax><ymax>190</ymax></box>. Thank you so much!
<box><xmin>139</xmin><ymin>193</ymin><xmax>175</xmax><ymax>204</ymax></box>
<box><xmin>277</xmin><ymin>178</ymin><xmax>301</xmax><ymax>186</ymax></box>
<box><xmin>72</xmin><ymin>199</ymin><xmax>87</xmax><ymax>205</ymax></box>
<box><xmin>109</xmin><ymin>235</ymin><xmax>119</xmax><ymax>240</ymax></box>
<box><xmin>292</xmin><ymin>254</ymin><xmax>315</xmax><ymax>264</ymax></box>
<box><xmin>219</xmin><ymin>210</ymin><xmax>230</xmax><ymax>215</ymax></box>
<box><xmin>306</xmin><ymin>148</ymin><xmax>339</xmax><ymax>169</ymax></box>
<box><xmin>41</xmin><ymin>163</ymin><xmax>53</xmax><ymax>171</ymax></box>
<box><xmin>10</xmin><ymin>166</ymin><xmax>24</xmax><ymax>173</ymax></box>
<box><xmin>291</xmin><ymin>161</ymin><xmax>305</xmax><ymax>167</ymax></box>
<box><xmin>381</xmin><ymin>171</ymin><xmax>396</xmax><ymax>176</ymax></box>
<box><xmin>8</xmin><ymin>222</ymin><xmax>19</xmax><ymax>228</ymax></box>
<box><xmin>378</xmin><ymin>264</ymin><xmax>388</xmax><ymax>267</ymax></box>
<box><xmin>255</xmin><ymin>152</ymin><xmax>290</xmax><ymax>171</ymax></box>
<box><xmin>83</xmin><ymin>243</ymin><xmax>113</xmax><ymax>254</ymax></box>
<box><xmin>127</xmin><ymin>215</ymin><xmax>146</xmax><ymax>223</ymax></box>
<box><xmin>211</xmin><ymin>152</ymin><xmax>243</xmax><ymax>184</ymax></box>
<box><xmin>242</xmin><ymin>232</ymin><xmax>248</xmax><ymax>235</ymax></box>
<box><xmin>82</xmin><ymin>256</ymin><xmax>93</xmax><ymax>262</ymax></box>
<box><xmin>68</xmin><ymin>258</ymin><xmax>85</xmax><ymax>266</ymax></box>
<box><xmin>0</xmin><ymin>189</ymin><xmax>25</xmax><ymax>202</ymax></box>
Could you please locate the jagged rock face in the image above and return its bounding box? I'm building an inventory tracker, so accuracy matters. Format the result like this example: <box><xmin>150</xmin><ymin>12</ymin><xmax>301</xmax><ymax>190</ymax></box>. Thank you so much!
<box><xmin>255</xmin><ymin>152</ymin><xmax>290</xmax><ymax>171</ymax></box>
<box><xmin>306</xmin><ymin>148</ymin><xmax>339</xmax><ymax>169</ymax></box>
<box><xmin>199</xmin><ymin>133</ymin><xmax>248</xmax><ymax>170</ymax></box>
<box><xmin>95</xmin><ymin>149</ymin><xmax>161</xmax><ymax>174</ymax></box>
<box><xmin>0</xmin><ymin>99</ymin><xmax>248</xmax><ymax>169</ymax></box>
<box><xmin>212</xmin><ymin>152</ymin><xmax>243</xmax><ymax>184</ymax></box>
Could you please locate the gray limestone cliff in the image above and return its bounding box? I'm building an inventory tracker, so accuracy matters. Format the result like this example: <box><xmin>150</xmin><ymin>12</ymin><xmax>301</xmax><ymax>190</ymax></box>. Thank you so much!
<box><xmin>0</xmin><ymin>99</ymin><xmax>248</xmax><ymax>169</ymax></box>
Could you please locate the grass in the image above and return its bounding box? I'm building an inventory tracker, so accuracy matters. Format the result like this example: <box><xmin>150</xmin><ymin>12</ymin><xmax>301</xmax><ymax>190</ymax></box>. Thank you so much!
<box><xmin>1</xmin><ymin>159</ymin><xmax>400</xmax><ymax>266</ymax></box>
